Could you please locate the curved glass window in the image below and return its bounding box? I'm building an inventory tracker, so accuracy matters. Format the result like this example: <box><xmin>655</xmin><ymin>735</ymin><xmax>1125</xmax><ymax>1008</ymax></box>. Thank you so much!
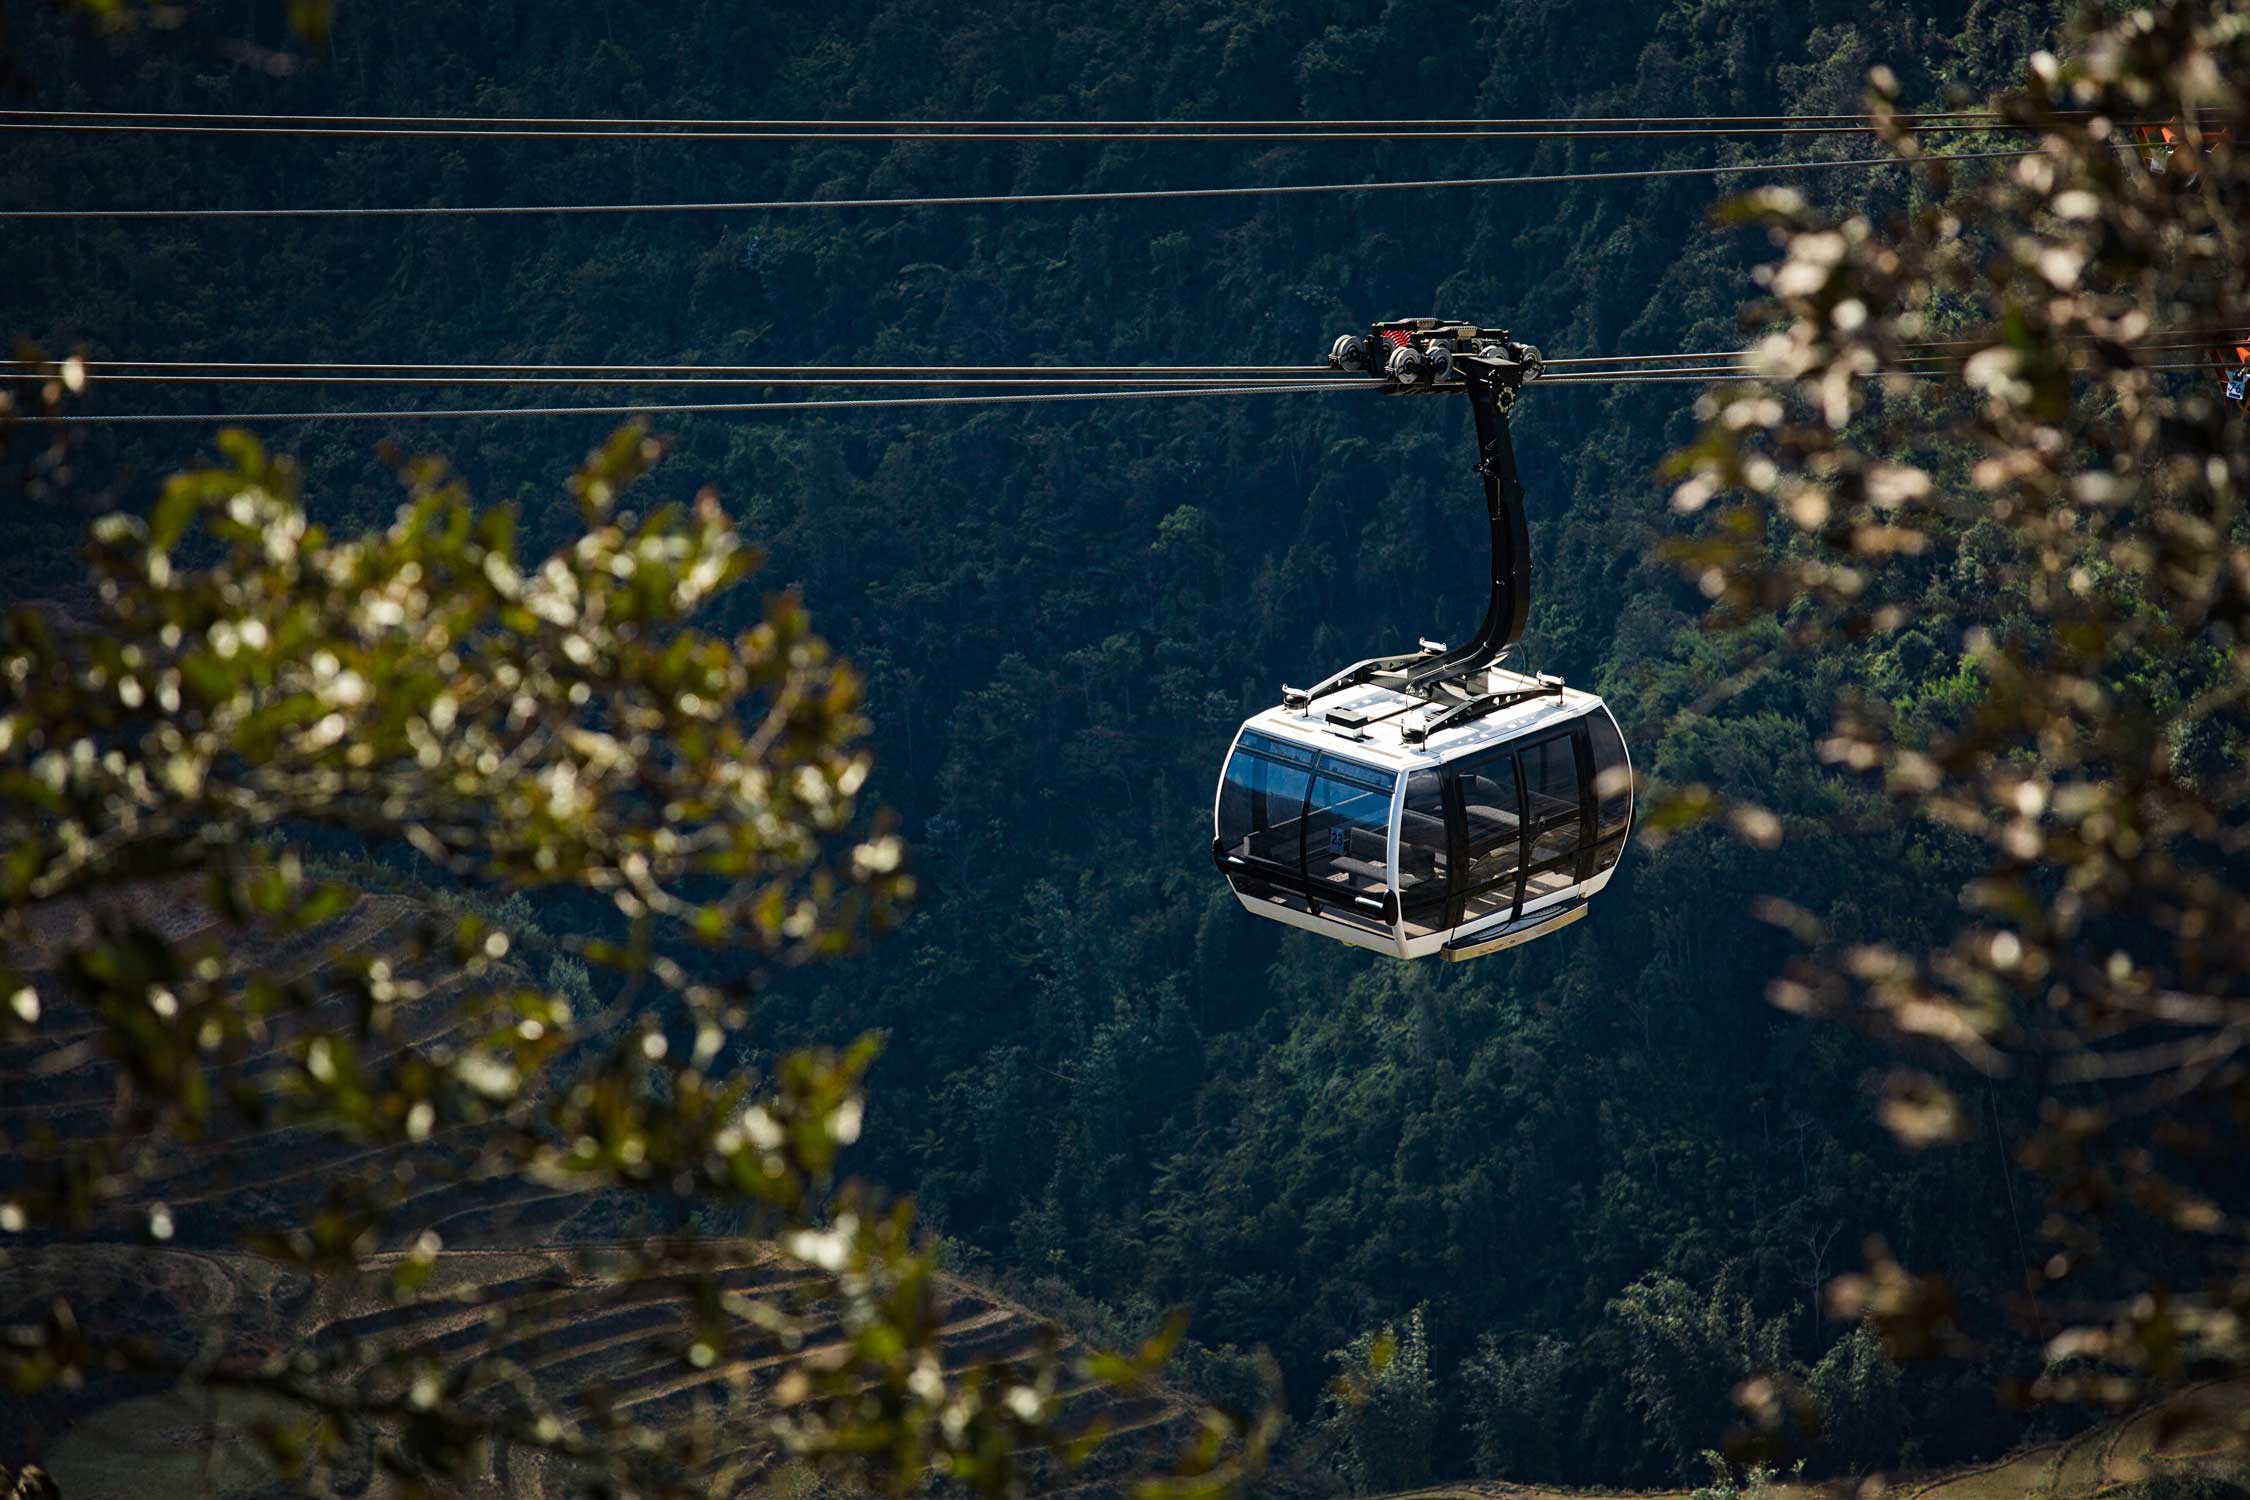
<box><xmin>1304</xmin><ymin>756</ymin><xmax>1394</xmax><ymax>909</ymax></box>
<box><xmin>1587</xmin><ymin>709</ymin><xmax>1632</xmax><ymax>874</ymax></box>
<box><xmin>1217</xmin><ymin>731</ymin><xmax>1314</xmax><ymax>870</ymax></box>
<box><xmin>1218</xmin><ymin>735</ymin><xmax>1398</xmax><ymax>931</ymax></box>
<box><xmin>1456</xmin><ymin>754</ymin><xmax>1523</xmax><ymax>924</ymax></box>
<box><xmin>1519</xmin><ymin>733</ymin><xmax>1586</xmax><ymax>901</ymax></box>
<box><xmin>1398</xmin><ymin>771</ymin><xmax>1451</xmax><ymax>936</ymax></box>
<box><xmin>1520</xmin><ymin>736</ymin><xmax>1583</xmax><ymax>851</ymax></box>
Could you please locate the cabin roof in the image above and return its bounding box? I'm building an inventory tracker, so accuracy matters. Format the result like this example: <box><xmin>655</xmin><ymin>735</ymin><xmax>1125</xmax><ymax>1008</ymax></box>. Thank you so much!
<box><xmin>1238</xmin><ymin>667</ymin><xmax>1603</xmax><ymax>773</ymax></box>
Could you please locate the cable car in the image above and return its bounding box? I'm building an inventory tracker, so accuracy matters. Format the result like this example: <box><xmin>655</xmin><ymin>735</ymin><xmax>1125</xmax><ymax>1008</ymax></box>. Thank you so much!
<box><xmin>1210</xmin><ymin>319</ymin><xmax>1635</xmax><ymax>960</ymax></box>
<box><xmin>2212</xmin><ymin>339</ymin><xmax>2250</xmax><ymax>415</ymax></box>
<box><xmin>2126</xmin><ymin>122</ymin><xmax>2244</xmax><ymax>413</ymax></box>
<box><xmin>2132</xmin><ymin>119</ymin><xmax>2233</xmax><ymax>185</ymax></box>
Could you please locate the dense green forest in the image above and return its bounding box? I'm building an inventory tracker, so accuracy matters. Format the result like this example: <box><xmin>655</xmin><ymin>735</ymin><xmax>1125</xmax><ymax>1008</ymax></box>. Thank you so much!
<box><xmin>2</xmin><ymin>0</ymin><xmax>2090</xmax><ymax>1485</ymax></box>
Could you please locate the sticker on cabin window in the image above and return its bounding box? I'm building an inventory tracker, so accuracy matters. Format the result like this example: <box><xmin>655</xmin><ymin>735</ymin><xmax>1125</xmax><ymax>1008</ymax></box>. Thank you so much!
<box><xmin>1327</xmin><ymin>827</ymin><xmax>1350</xmax><ymax>854</ymax></box>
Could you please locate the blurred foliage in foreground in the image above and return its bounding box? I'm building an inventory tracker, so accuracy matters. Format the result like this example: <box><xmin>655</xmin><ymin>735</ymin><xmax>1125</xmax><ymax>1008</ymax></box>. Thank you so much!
<box><xmin>0</xmin><ymin>426</ymin><xmax>1267</xmax><ymax>1497</ymax></box>
<box><xmin>45</xmin><ymin>0</ymin><xmax>329</xmax><ymax>45</ymax></box>
<box><xmin>0</xmin><ymin>1</ymin><xmax>334</xmax><ymax>82</ymax></box>
<box><xmin>1666</xmin><ymin>0</ymin><xmax>2250</xmax><ymax>1447</ymax></box>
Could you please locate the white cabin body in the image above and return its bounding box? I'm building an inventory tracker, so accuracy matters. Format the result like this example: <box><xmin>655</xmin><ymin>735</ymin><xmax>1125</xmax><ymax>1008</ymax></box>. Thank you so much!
<box><xmin>1212</xmin><ymin>667</ymin><xmax>1632</xmax><ymax>961</ymax></box>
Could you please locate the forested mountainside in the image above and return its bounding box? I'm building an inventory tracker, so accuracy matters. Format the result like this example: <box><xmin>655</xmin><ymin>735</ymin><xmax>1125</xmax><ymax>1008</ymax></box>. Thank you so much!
<box><xmin>0</xmin><ymin>885</ymin><xmax>2223</xmax><ymax>1500</ymax></box>
<box><xmin>3</xmin><ymin>0</ymin><xmax>2087</xmax><ymax>1486</ymax></box>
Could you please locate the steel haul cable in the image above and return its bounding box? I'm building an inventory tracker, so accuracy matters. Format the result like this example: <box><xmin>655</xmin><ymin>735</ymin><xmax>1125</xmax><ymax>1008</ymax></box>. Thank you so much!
<box><xmin>0</xmin><ymin>148</ymin><xmax>2035</xmax><ymax>220</ymax></box>
<box><xmin>0</xmin><ymin>371</ymin><xmax>1339</xmax><ymax>388</ymax></box>
<box><xmin>5</xmin><ymin>380</ymin><xmax>1376</xmax><ymax>425</ymax></box>
<box><xmin>33</xmin><ymin>329</ymin><xmax>2240</xmax><ymax>384</ymax></box>
<box><xmin>0</xmin><ymin>363</ymin><xmax>1953</xmax><ymax>385</ymax></box>
<box><xmin>0</xmin><ymin>106</ymin><xmax>2030</xmax><ymax>130</ymax></box>
<box><xmin>0</xmin><ymin>120</ymin><xmax>2040</xmax><ymax>142</ymax></box>
<box><xmin>22</xmin><ymin>360</ymin><xmax>1331</xmax><ymax>375</ymax></box>
<box><xmin>15</xmin><ymin>362</ymin><xmax>2233</xmax><ymax>424</ymax></box>
<box><xmin>46</xmin><ymin>330</ymin><xmax>2245</xmax><ymax>380</ymax></box>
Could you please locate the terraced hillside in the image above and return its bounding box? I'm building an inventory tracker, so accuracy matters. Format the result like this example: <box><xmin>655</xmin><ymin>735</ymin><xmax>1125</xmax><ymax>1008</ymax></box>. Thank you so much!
<box><xmin>0</xmin><ymin>883</ymin><xmax>1203</xmax><ymax>1496</ymax></box>
<box><xmin>1884</xmin><ymin>1380</ymin><xmax>2249</xmax><ymax>1500</ymax></box>
<box><xmin>1363</xmin><ymin>1380</ymin><xmax>2250</xmax><ymax>1500</ymax></box>
<box><xmin>3</xmin><ymin>1240</ymin><xmax>1201</xmax><ymax>1499</ymax></box>
<box><xmin>0</xmin><ymin>878</ymin><xmax>625</xmax><ymax>1251</ymax></box>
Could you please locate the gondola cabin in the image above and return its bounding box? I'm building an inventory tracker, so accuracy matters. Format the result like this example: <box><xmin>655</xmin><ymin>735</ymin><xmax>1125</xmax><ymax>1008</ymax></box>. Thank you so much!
<box><xmin>1212</xmin><ymin>668</ymin><xmax>1632</xmax><ymax>961</ymax></box>
<box><xmin>1210</xmin><ymin>316</ymin><xmax>1634</xmax><ymax>959</ymax></box>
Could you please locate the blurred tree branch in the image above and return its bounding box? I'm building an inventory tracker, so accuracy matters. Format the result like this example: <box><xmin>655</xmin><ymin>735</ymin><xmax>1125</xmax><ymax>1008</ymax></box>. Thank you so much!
<box><xmin>1666</xmin><ymin>0</ymin><xmax>2250</xmax><ymax>1431</ymax></box>
<box><xmin>2</xmin><ymin>0</ymin><xmax>333</xmax><ymax>82</ymax></box>
<box><xmin>0</xmin><ymin>426</ymin><xmax>1267</xmax><ymax>1496</ymax></box>
<box><xmin>41</xmin><ymin>0</ymin><xmax>328</xmax><ymax>45</ymax></box>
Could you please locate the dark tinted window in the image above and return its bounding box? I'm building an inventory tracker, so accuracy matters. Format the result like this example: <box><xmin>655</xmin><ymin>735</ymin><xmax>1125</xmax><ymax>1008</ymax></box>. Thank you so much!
<box><xmin>1398</xmin><ymin>770</ymin><xmax>1451</xmax><ymax>935</ymax></box>
<box><xmin>1587</xmin><ymin>709</ymin><xmax>1632</xmax><ymax>873</ymax></box>
<box><xmin>1216</xmin><ymin>733</ymin><xmax>1312</xmax><ymax>870</ymax></box>
<box><xmin>1455</xmin><ymin>754</ymin><xmax>1522</xmax><ymax>923</ymax></box>
<box><xmin>1240</xmin><ymin>731</ymin><xmax>1314</xmax><ymax>766</ymax></box>
<box><xmin>1525</xmin><ymin>856</ymin><xmax>1577</xmax><ymax>901</ymax></box>
<box><xmin>1521</xmin><ymin>733</ymin><xmax>1585</xmax><ymax>901</ymax></box>
<box><xmin>1303</xmin><ymin>756</ymin><xmax>1395</xmax><ymax>905</ymax></box>
<box><xmin>1521</xmin><ymin>737</ymin><xmax>1582</xmax><ymax>838</ymax></box>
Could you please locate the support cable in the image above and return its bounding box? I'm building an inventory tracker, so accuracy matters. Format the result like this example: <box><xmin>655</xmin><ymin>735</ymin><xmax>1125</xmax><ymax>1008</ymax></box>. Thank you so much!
<box><xmin>23</xmin><ymin>359</ymin><xmax>1332</xmax><ymax>375</ymax></box>
<box><xmin>1542</xmin><ymin>359</ymin><xmax>2216</xmax><ymax>383</ymax></box>
<box><xmin>45</xmin><ymin>332</ymin><xmax>2243</xmax><ymax>377</ymax></box>
<box><xmin>0</xmin><ymin>106</ymin><xmax>2027</xmax><ymax>129</ymax></box>
<box><xmin>8</xmin><ymin>379</ymin><xmax>1375</xmax><ymax>425</ymax></box>
<box><xmin>0</xmin><ymin>148</ymin><xmax>2035</xmax><ymax>220</ymax></box>
<box><xmin>0</xmin><ymin>119</ymin><xmax>2043</xmax><ymax>143</ymax></box>
<box><xmin>15</xmin><ymin>362</ymin><xmax>2227</xmax><ymax>420</ymax></box>
<box><xmin>20</xmin><ymin>355</ymin><xmax>2225</xmax><ymax>388</ymax></box>
<box><xmin>1541</xmin><ymin>332</ymin><xmax>2250</xmax><ymax>367</ymax></box>
<box><xmin>0</xmin><ymin>371</ymin><xmax>1335</xmax><ymax>389</ymax></box>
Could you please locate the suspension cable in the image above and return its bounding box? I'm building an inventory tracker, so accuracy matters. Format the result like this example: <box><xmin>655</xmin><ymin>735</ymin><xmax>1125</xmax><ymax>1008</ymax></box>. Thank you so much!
<box><xmin>34</xmin><ymin>359</ymin><xmax>1334</xmax><ymax>375</ymax></box>
<box><xmin>0</xmin><ymin>361</ymin><xmax>1983</xmax><ymax>386</ymax></box>
<box><xmin>0</xmin><ymin>371</ymin><xmax>1334</xmax><ymax>388</ymax></box>
<box><xmin>1542</xmin><ymin>332</ymin><xmax>2250</xmax><ymax>367</ymax></box>
<box><xmin>1545</xmin><ymin>358</ymin><xmax>2220</xmax><ymax>381</ymax></box>
<box><xmin>0</xmin><ymin>107</ymin><xmax>2025</xmax><ymax>130</ymax></box>
<box><xmin>0</xmin><ymin>120</ymin><xmax>2044</xmax><ymax>143</ymax></box>
<box><xmin>7</xmin><ymin>380</ymin><xmax>1377</xmax><ymax>425</ymax></box>
<box><xmin>18</xmin><ymin>349</ymin><xmax>2233</xmax><ymax>397</ymax></box>
<box><xmin>45</xmin><ymin>330</ymin><xmax>2241</xmax><ymax>384</ymax></box>
<box><xmin>0</xmin><ymin>148</ymin><xmax>2035</xmax><ymax>221</ymax></box>
<box><xmin>18</xmin><ymin>359</ymin><xmax>2229</xmax><ymax>421</ymax></box>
